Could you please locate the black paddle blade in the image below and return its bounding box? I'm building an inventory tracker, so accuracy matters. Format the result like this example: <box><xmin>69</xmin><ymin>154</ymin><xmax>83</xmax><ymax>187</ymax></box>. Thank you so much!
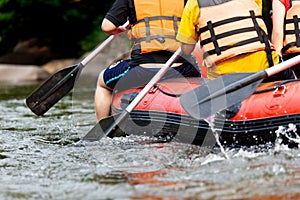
<box><xmin>82</xmin><ymin>113</ymin><xmax>126</xmax><ymax>142</ymax></box>
<box><xmin>26</xmin><ymin>64</ymin><xmax>82</xmax><ymax>116</ymax></box>
<box><xmin>180</xmin><ymin>73</ymin><xmax>263</xmax><ymax>120</ymax></box>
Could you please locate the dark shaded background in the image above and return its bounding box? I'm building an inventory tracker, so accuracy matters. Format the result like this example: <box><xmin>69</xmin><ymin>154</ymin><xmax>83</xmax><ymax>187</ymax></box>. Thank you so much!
<box><xmin>0</xmin><ymin>0</ymin><xmax>273</xmax><ymax>66</ymax></box>
<box><xmin>0</xmin><ymin>0</ymin><xmax>114</xmax><ymax>65</ymax></box>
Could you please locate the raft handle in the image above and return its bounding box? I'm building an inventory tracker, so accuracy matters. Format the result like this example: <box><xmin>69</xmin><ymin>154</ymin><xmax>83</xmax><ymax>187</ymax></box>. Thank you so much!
<box><xmin>273</xmin><ymin>84</ymin><xmax>287</xmax><ymax>97</ymax></box>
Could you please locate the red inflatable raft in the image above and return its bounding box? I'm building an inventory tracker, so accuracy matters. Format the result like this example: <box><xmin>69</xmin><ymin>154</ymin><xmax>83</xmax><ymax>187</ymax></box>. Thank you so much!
<box><xmin>110</xmin><ymin>77</ymin><xmax>300</xmax><ymax>147</ymax></box>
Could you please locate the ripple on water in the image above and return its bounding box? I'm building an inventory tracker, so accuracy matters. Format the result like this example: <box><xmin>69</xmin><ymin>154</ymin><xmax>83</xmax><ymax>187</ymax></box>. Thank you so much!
<box><xmin>1</xmin><ymin>85</ymin><xmax>300</xmax><ymax>199</ymax></box>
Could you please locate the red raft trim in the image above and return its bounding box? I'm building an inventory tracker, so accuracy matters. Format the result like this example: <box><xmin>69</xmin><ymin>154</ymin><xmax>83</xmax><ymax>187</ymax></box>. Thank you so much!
<box><xmin>112</xmin><ymin>78</ymin><xmax>300</xmax><ymax>121</ymax></box>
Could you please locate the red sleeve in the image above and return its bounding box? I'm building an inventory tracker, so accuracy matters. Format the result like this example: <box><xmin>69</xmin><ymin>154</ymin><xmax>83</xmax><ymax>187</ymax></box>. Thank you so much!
<box><xmin>274</xmin><ymin>0</ymin><xmax>291</xmax><ymax>11</ymax></box>
<box><xmin>280</xmin><ymin>0</ymin><xmax>291</xmax><ymax>11</ymax></box>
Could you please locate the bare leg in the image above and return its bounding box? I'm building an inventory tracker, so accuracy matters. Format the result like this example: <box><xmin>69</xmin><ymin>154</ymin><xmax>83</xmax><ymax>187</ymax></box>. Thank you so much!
<box><xmin>94</xmin><ymin>70</ymin><xmax>112</xmax><ymax>121</ymax></box>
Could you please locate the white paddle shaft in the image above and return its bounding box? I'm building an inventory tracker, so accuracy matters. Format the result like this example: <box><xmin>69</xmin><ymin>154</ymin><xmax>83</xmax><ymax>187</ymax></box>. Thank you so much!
<box><xmin>81</xmin><ymin>21</ymin><xmax>130</xmax><ymax>66</ymax></box>
<box><xmin>126</xmin><ymin>48</ymin><xmax>182</xmax><ymax>112</ymax></box>
<box><xmin>266</xmin><ymin>55</ymin><xmax>300</xmax><ymax>77</ymax></box>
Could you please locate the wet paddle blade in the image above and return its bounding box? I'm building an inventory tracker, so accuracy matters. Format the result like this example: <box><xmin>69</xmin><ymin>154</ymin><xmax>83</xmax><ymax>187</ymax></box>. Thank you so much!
<box><xmin>180</xmin><ymin>73</ymin><xmax>264</xmax><ymax>120</ymax></box>
<box><xmin>82</xmin><ymin>113</ymin><xmax>127</xmax><ymax>142</ymax></box>
<box><xmin>25</xmin><ymin>24</ymin><xmax>129</xmax><ymax>116</ymax></box>
<box><xmin>26</xmin><ymin>64</ymin><xmax>82</xmax><ymax>116</ymax></box>
<box><xmin>180</xmin><ymin>55</ymin><xmax>300</xmax><ymax>120</ymax></box>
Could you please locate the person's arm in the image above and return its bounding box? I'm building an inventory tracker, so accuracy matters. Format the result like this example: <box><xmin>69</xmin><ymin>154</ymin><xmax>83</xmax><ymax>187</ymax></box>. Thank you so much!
<box><xmin>101</xmin><ymin>18</ymin><xmax>127</xmax><ymax>35</ymax></box>
<box><xmin>181</xmin><ymin>43</ymin><xmax>196</xmax><ymax>55</ymax></box>
<box><xmin>176</xmin><ymin>0</ymin><xmax>199</xmax><ymax>55</ymax></box>
<box><xmin>271</xmin><ymin>0</ymin><xmax>286</xmax><ymax>56</ymax></box>
<box><xmin>101</xmin><ymin>0</ymin><xmax>129</xmax><ymax>35</ymax></box>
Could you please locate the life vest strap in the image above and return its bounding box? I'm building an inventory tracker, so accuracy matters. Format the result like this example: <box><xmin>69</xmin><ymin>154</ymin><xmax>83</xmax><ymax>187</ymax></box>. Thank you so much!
<box><xmin>250</xmin><ymin>10</ymin><xmax>263</xmax><ymax>42</ymax></box>
<box><xmin>134</xmin><ymin>16</ymin><xmax>181</xmax><ymax>25</ymax></box>
<box><xmin>200</xmin><ymin>10</ymin><xmax>273</xmax><ymax>66</ymax></box>
<box><xmin>283</xmin><ymin>15</ymin><xmax>300</xmax><ymax>53</ymax></box>
<box><xmin>133</xmin><ymin>16</ymin><xmax>180</xmax><ymax>44</ymax></box>
<box><xmin>199</xmin><ymin>11</ymin><xmax>265</xmax><ymax>51</ymax></box>
<box><xmin>261</xmin><ymin>27</ymin><xmax>274</xmax><ymax>67</ymax></box>
<box><xmin>207</xmin><ymin>21</ymin><xmax>221</xmax><ymax>55</ymax></box>
<box><xmin>203</xmin><ymin>35</ymin><xmax>274</xmax><ymax>66</ymax></box>
<box><xmin>282</xmin><ymin>42</ymin><xmax>299</xmax><ymax>53</ymax></box>
<box><xmin>144</xmin><ymin>17</ymin><xmax>151</xmax><ymax>42</ymax></box>
<box><xmin>198</xmin><ymin>15</ymin><xmax>263</xmax><ymax>33</ymax></box>
<box><xmin>293</xmin><ymin>15</ymin><xmax>300</xmax><ymax>47</ymax></box>
<box><xmin>133</xmin><ymin>35</ymin><xmax>177</xmax><ymax>43</ymax></box>
<box><xmin>200</xmin><ymin>27</ymin><xmax>259</xmax><ymax>46</ymax></box>
<box><xmin>204</xmin><ymin>37</ymin><xmax>261</xmax><ymax>58</ymax></box>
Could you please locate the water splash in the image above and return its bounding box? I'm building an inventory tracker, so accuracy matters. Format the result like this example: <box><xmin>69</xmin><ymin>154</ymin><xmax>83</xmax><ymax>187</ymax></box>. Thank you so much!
<box><xmin>204</xmin><ymin>114</ymin><xmax>230</xmax><ymax>159</ymax></box>
<box><xmin>275</xmin><ymin>124</ymin><xmax>300</xmax><ymax>150</ymax></box>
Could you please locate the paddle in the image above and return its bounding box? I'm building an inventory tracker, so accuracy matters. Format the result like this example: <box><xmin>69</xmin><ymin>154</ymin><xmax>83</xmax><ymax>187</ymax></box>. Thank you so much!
<box><xmin>82</xmin><ymin>48</ymin><xmax>182</xmax><ymax>142</ymax></box>
<box><xmin>26</xmin><ymin>21</ymin><xmax>129</xmax><ymax>116</ymax></box>
<box><xmin>180</xmin><ymin>55</ymin><xmax>300</xmax><ymax>120</ymax></box>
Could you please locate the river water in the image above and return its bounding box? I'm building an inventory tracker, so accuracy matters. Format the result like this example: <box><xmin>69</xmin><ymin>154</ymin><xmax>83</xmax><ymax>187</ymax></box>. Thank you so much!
<box><xmin>1</xmin><ymin>75</ymin><xmax>300</xmax><ymax>200</ymax></box>
<box><xmin>1</xmin><ymin>36</ymin><xmax>300</xmax><ymax>199</ymax></box>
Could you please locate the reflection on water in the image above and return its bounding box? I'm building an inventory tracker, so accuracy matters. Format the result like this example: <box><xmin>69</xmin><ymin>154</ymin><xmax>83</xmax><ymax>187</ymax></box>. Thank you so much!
<box><xmin>1</xmin><ymin>82</ymin><xmax>300</xmax><ymax>200</ymax></box>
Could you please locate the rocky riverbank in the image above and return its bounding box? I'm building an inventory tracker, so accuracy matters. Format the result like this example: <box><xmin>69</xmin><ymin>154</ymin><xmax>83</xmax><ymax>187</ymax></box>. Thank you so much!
<box><xmin>0</xmin><ymin>35</ymin><xmax>129</xmax><ymax>86</ymax></box>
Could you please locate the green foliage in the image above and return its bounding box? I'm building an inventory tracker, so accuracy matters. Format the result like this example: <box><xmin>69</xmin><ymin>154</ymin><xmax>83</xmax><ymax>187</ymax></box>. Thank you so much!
<box><xmin>0</xmin><ymin>0</ymin><xmax>10</xmax><ymax>7</ymax></box>
<box><xmin>0</xmin><ymin>0</ymin><xmax>114</xmax><ymax>58</ymax></box>
<box><xmin>79</xmin><ymin>16</ymin><xmax>108</xmax><ymax>54</ymax></box>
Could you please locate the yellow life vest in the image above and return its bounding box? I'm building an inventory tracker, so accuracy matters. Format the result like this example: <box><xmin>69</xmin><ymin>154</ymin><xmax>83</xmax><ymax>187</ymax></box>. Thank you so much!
<box><xmin>197</xmin><ymin>0</ymin><xmax>274</xmax><ymax>66</ymax></box>
<box><xmin>254</xmin><ymin>0</ymin><xmax>262</xmax><ymax>10</ymax></box>
<box><xmin>129</xmin><ymin>0</ymin><xmax>184</xmax><ymax>54</ymax></box>
<box><xmin>282</xmin><ymin>0</ymin><xmax>300</xmax><ymax>55</ymax></box>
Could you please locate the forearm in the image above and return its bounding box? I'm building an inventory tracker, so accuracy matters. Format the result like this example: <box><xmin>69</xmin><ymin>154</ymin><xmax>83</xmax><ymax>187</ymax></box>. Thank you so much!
<box><xmin>101</xmin><ymin>18</ymin><xmax>127</xmax><ymax>35</ymax></box>
<box><xmin>271</xmin><ymin>31</ymin><xmax>284</xmax><ymax>56</ymax></box>
<box><xmin>271</xmin><ymin>0</ymin><xmax>286</xmax><ymax>56</ymax></box>
<box><xmin>181</xmin><ymin>43</ymin><xmax>196</xmax><ymax>56</ymax></box>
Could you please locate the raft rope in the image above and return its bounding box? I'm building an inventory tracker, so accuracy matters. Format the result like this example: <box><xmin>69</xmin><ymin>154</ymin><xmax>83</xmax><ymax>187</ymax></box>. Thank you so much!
<box><xmin>119</xmin><ymin>78</ymin><xmax>300</xmax><ymax>100</ymax></box>
<box><xmin>153</xmin><ymin>79</ymin><xmax>300</xmax><ymax>97</ymax></box>
<box><xmin>153</xmin><ymin>84</ymin><xmax>182</xmax><ymax>97</ymax></box>
<box><xmin>254</xmin><ymin>79</ymin><xmax>300</xmax><ymax>94</ymax></box>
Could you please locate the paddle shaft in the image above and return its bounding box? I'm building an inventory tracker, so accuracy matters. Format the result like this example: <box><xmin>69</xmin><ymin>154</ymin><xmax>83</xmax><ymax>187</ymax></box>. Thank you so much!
<box><xmin>45</xmin><ymin>21</ymin><xmax>130</xmax><ymax>98</ymax></box>
<box><xmin>27</xmin><ymin>34</ymin><xmax>119</xmax><ymax>110</ymax></box>
<box><xmin>180</xmin><ymin>54</ymin><xmax>300</xmax><ymax>120</ymax></box>
<box><xmin>81</xmin><ymin>25</ymin><xmax>128</xmax><ymax>66</ymax></box>
<box><xmin>126</xmin><ymin>48</ymin><xmax>182</xmax><ymax>112</ymax></box>
<box><xmin>266</xmin><ymin>54</ymin><xmax>300</xmax><ymax>76</ymax></box>
<box><xmin>38</xmin><ymin>29</ymin><xmax>128</xmax><ymax>102</ymax></box>
<box><xmin>108</xmin><ymin>48</ymin><xmax>182</xmax><ymax>133</ymax></box>
<box><xmin>50</xmin><ymin>21</ymin><xmax>130</xmax><ymax>91</ymax></box>
<box><xmin>82</xmin><ymin>48</ymin><xmax>182</xmax><ymax>141</ymax></box>
<box><xmin>197</xmin><ymin>54</ymin><xmax>300</xmax><ymax>105</ymax></box>
<box><xmin>26</xmin><ymin>21</ymin><xmax>129</xmax><ymax>115</ymax></box>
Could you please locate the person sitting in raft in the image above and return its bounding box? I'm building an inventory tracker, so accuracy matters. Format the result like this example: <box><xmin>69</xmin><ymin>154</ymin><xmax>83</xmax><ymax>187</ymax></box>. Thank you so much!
<box><xmin>176</xmin><ymin>0</ymin><xmax>294</xmax><ymax>81</ymax></box>
<box><xmin>94</xmin><ymin>0</ymin><xmax>201</xmax><ymax>121</ymax></box>
<box><xmin>272</xmin><ymin>0</ymin><xmax>300</xmax><ymax>78</ymax></box>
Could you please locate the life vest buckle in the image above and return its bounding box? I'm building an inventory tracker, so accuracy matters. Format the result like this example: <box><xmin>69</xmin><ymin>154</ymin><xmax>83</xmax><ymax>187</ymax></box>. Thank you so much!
<box><xmin>156</xmin><ymin>37</ymin><xmax>165</xmax><ymax>43</ymax></box>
